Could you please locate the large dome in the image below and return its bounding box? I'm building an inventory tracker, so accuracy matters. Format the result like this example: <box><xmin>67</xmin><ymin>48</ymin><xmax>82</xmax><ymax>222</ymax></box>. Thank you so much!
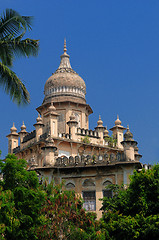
<box><xmin>44</xmin><ymin>40</ymin><xmax>86</xmax><ymax>104</ymax></box>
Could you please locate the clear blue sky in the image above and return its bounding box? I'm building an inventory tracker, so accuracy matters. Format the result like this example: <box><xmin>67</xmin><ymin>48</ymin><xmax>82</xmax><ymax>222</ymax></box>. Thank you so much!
<box><xmin>1</xmin><ymin>0</ymin><xmax>159</xmax><ymax>164</ymax></box>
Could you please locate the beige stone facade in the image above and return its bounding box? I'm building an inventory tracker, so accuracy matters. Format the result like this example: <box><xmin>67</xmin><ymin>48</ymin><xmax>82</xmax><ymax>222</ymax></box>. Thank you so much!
<box><xmin>7</xmin><ymin>40</ymin><xmax>142</xmax><ymax>219</ymax></box>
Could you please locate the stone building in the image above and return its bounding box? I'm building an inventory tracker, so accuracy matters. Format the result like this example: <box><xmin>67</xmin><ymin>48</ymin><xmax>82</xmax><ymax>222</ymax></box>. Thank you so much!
<box><xmin>7</xmin><ymin>40</ymin><xmax>142</xmax><ymax>219</ymax></box>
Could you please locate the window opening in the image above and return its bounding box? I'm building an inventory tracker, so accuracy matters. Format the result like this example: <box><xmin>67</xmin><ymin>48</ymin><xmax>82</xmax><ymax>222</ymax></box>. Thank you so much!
<box><xmin>83</xmin><ymin>191</ymin><xmax>96</xmax><ymax>211</ymax></box>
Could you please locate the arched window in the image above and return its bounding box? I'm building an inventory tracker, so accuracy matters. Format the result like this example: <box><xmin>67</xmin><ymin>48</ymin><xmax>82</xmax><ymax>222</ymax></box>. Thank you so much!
<box><xmin>82</xmin><ymin>179</ymin><xmax>95</xmax><ymax>187</ymax></box>
<box><xmin>103</xmin><ymin>180</ymin><xmax>113</xmax><ymax>198</ymax></box>
<box><xmin>66</xmin><ymin>182</ymin><xmax>75</xmax><ymax>189</ymax></box>
<box><xmin>103</xmin><ymin>180</ymin><xmax>112</xmax><ymax>186</ymax></box>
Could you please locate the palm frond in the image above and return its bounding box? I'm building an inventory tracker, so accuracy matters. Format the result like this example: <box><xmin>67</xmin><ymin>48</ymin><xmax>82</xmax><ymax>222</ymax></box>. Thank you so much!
<box><xmin>9</xmin><ymin>37</ymin><xmax>39</xmax><ymax>58</ymax></box>
<box><xmin>0</xmin><ymin>36</ymin><xmax>14</xmax><ymax>66</ymax></box>
<box><xmin>0</xmin><ymin>9</ymin><xmax>33</xmax><ymax>39</ymax></box>
<box><xmin>0</xmin><ymin>61</ymin><xmax>30</xmax><ymax>105</ymax></box>
<box><xmin>0</xmin><ymin>36</ymin><xmax>39</xmax><ymax>64</ymax></box>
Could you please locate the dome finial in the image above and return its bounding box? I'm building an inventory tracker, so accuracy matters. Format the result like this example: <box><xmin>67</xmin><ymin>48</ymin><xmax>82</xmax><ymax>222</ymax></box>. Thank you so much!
<box><xmin>57</xmin><ymin>39</ymin><xmax>72</xmax><ymax>69</ymax></box>
<box><xmin>115</xmin><ymin>115</ymin><xmax>121</xmax><ymax>125</ymax></box>
<box><xmin>10</xmin><ymin>122</ymin><xmax>17</xmax><ymax>133</ymax></box>
<box><xmin>97</xmin><ymin>115</ymin><xmax>103</xmax><ymax>127</ymax></box>
<box><xmin>124</xmin><ymin>124</ymin><xmax>133</xmax><ymax>140</ymax></box>
<box><xmin>20</xmin><ymin>121</ymin><xmax>27</xmax><ymax>132</ymax></box>
<box><xmin>64</xmin><ymin>38</ymin><xmax>67</xmax><ymax>53</ymax></box>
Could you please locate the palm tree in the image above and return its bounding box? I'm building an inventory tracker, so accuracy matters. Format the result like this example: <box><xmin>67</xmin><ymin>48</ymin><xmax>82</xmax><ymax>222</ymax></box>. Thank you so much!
<box><xmin>0</xmin><ymin>9</ymin><xmax>39</xmax><ymax>105</ymax></box>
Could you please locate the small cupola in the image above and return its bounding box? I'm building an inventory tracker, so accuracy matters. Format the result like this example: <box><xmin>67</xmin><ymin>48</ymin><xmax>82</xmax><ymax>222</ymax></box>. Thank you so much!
<box><xmin>20</xmin><ymin>121</ymin><xmax>27</xmax><ymax>133</ymax></box>
<box><xmin>124</xmin><ymin>125</ymin><xmax>133</xmax><ymax>141</ymax></box>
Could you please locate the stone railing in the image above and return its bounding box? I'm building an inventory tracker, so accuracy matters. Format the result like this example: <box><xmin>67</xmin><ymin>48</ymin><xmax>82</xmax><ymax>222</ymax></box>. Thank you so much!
<box><xmin>22</xmin><ymin>130</ymin><xmax>36</xmax><ymax>143</ymax></box>
<box><xmin>76</xmin><ymin>128</ymin><xmax>99</xmax><ymax>138</ymax></box>
<box><xmin>58</xmin><ymin>133</ymin><xmax>71</xmax><ymax>139</ymax></box>
<box><xmin>55</xmin><ymin>152</ymin><xmax>125</xmax><ymax>167</ymax></box>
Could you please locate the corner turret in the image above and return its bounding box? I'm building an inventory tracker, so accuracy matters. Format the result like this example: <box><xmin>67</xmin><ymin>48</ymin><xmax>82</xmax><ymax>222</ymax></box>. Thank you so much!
<box><xmin>43</xmin><ymin>102</ymin><xmax>59</xmax><ymax>137</ymax></box>
<box><xmin>95</xmin><ymin>115</ymin><xmax>105</xmax><ymax>144</ymax></box>
<box><xmin>34</xmin><ymin>115</ymin><xmax>44</xmax><ymax>141</ymax></box>
<box><xmin>67</xmin><ymin>112</ymin><xmax>78</xmax><ymax>140</ymax></box>
<box><xmin>6</xmin><ymin>123</ymin><xmax>19</xmax><ymax>153</ymax></box>
<box><xmin>110</xmin><ymin>115</ymin><xmax>126</xmax><ymax>149</ymax></box>
<box><xmin>41</xmin><ymin>133</ymin><xmax>57</xmax><ymax>166</ymax></box>
<box><xmin>121</xmin><ymin>125</ymin><xmax>142</xmax><ymax>161</ymax></box>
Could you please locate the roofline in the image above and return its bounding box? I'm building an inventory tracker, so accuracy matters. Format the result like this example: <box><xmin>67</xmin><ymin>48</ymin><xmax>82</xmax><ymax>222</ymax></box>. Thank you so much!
<box><xmin>110</xmin><ymin>125</ymin><xmax>126</xmax><ymax>131</ymax></box>
<box><xmin>34</xmin><ymin>160</ymin><xmax>142</xmax><ymax>171</ymax></box>
<box><xmin>36</xmin><ymin>101</ymin><xmax>93</xmax><ymax>114</ymax></box>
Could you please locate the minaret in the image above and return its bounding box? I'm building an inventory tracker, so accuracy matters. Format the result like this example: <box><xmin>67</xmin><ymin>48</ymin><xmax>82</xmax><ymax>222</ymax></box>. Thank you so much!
<box><xmin>67</xmin><ymin>112</ymin><xmax>78</xmax><ymax>140</ymax></box>
<box><xmin>6</xmin><ymin>123</ymin><xmax>19</xmax><ymax>153</ymax></box>
<box><xmin>103</xmin><ymin>126</ymin><xmax>109</xmax><ymax>138</ymax></box>
<box><xmin>19</xmin><ymin>121</ymin><xmax>27</xmax><ymax>146</ymax></box>
<box><xmin>110</xmin><ymin>115</ymin><xmax>126</xmax><ymax>149</ymax></box>
<box><xmin>41</xmin><ymin>132</ymin><xmax>57</xmax><ymax>166</ymax></box>
<box><xmin>95</xmin><ymin>115</ymin><xmax>105</xmax><ymax>144</ymax></box>
<box><xmin>121</xmin><ymin>125</ymin><xmax>141</xmax><ymax>161</ymax></box>
<box><xmin>33</xmin><ymin>115</ymin><xmax>44</xmax><ymax>141</ymax></box>
<box><xmin>43</xmin><ymin>102</ymin><xmax>59</xmax><ymax>137</ymax></box>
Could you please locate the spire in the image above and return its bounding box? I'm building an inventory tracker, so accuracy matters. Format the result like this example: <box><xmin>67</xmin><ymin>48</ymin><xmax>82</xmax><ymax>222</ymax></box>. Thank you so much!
<box><xmin>9</xmin><ymin>122</ymin><xmax>18</xmax><ymax>136</ymax></box>
<box><xmin>115</xmin><ymin>115</ymin><xmax>121</xmax><ymax>126</ymax></box>
<box><xmin>97</xmin><ymin>115</ymin><xmax>103</xmax><ymax>126</ymax></box>
<box><xmin>64</xmin><ymin>38</ymin><xmax>67</xmax><ymax>54</ymax></box>
<box><xmin>10</xmin><ymin>122</ymin><xmax>17</xmax><ymax>133</ymax></box>
<box><xmin>58</xmin><ymin>39</ymin><xmax>72</xmax><ymax>70</ymax></box>
<box><xmin>95</xmin><ymin>115</ymin><xmax>104</xmax><ymax>130</ymax></box>
<box><xmin>20</xmin><ymin>121</ymin><xmax>27</xmax><ymax>132</ymax></box>
<box><xmin>36</xmin><ymin>114</ymin><xmax>43</xmax><ymax>124</ymax></box>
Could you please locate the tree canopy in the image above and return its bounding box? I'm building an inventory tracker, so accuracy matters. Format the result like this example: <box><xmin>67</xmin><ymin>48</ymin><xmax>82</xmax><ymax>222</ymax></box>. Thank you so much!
<box><xmin>36</xmin><ymin>181</ymin><xmax>101</xmax><ymax>240</ymax></box>
<box><xmin>1</xmin><ymin>154</ymin><xmax>159</xmax><ymax>240</ymax></box>
<box><xmin>0</xmin><ymin>154</ymin><xmax>102</xmax><ymax>240</ymax></box>
<box><xmin>100</xmin><ymin>165</ymin><xmax>159</xmax><ymax>240</ymax></box>
<box><xmin>0</xmin><ymin>154</ymin><xmax>45</xmax><ymax>240</ymax></box>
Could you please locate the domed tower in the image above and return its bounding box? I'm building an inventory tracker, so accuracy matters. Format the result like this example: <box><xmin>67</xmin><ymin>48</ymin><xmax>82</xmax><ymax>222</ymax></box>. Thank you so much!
<box><xmin>37</xmin><ymin>40</ymin><xmax>93</xmax><ymax>135</ymax></box>
<box><xmin>121</xmin><ymin>125</ymin><xmax>142</xmax><ymax>161</ymax></box>
<box><xmin>6</xmin><ymin>123</ymin><xmax>19</xmax><ymax>153</ymax></box>
<box><xmin>43</xmin><ymin>39</ymin><xmax>86</xmax><ymax>105</ymax></box>
<box><xmin>110</xmin><ymin>115</ymin><xmax>126</xmax><ymax>149</ymax></box>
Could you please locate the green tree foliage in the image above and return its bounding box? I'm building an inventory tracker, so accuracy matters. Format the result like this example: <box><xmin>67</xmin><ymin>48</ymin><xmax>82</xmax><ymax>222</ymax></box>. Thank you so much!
<box><xmin>0</xmin><ymin>9</ymin><xmax>39</xmax><ymax>105</ymax></box>
<box><xmin>0</xmin><ymin>154</ymin><xmax>45</xmax><ymax>240</ymax></box>
<box><xmin>36</xmin><ymin>181</ymin><xmax>104</xmax><ymax>240</ymax></box>
<box><xmin>2</xmin><ymin>153</ymin><xmax>158</xmax><ymax>239</ymax></box>
<box><xmin>0</xmin><ymin>154</ymin><xmax>103</xmax><ymax>240</ymax></box>
<box><xmin>100</xmin><ymin>165</ymin><xmax>159</xmax><ymax>239</ymax></box>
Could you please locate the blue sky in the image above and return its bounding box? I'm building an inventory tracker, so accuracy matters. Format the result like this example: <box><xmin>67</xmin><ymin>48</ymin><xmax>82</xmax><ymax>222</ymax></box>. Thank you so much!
<box><xmin>1</xmin><ymin>0</ymin><xmax>159</xmax><ymax>164</ymax></box>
